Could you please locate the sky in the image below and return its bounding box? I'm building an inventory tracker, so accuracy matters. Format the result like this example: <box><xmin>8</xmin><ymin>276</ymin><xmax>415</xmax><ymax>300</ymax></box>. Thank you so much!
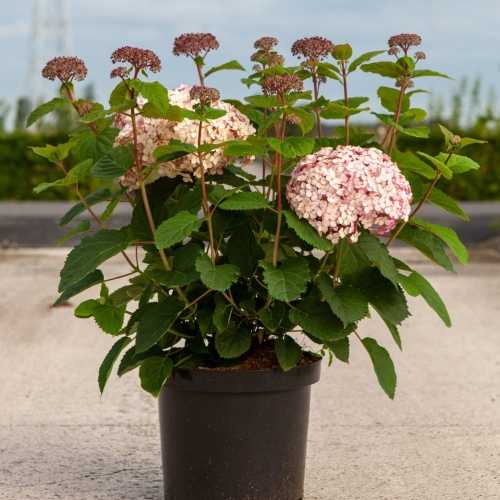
<box><xmin>2</xmin><ymin>0</ymin><xmax>500</xmax><ymax>122</ymax></box>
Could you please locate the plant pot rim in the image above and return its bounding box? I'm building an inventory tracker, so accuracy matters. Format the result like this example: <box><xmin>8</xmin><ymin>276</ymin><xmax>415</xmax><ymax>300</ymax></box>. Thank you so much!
<box><xmin>165</xmin><ymin>358</ymin><xmax>322</xmax><ymax>394</ymax></box>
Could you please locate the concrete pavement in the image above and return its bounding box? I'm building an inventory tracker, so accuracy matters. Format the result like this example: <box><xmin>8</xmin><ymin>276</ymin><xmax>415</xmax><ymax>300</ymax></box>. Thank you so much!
<box><xmin>0</xmin><ymin>249</ymin><xmax>499</xmax><ymax>499</ymax></box>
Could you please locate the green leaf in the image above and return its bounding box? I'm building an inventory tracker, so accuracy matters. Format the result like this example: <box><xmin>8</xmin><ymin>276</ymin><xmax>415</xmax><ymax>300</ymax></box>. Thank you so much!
<box><xmin>327</xmin><ymin>337</ymin><xmax>350</xmax><ymax>363</ymax></box>
<box><xmin>136</xmin><ymin>299</ymin><xmax>184</xmax><ymax>353</ymax></box>
<box><xmin>360</xmin><ymin>268</ymin><xmax>410</xmax><ymax>326</ymax></box>
<box><xmin>317</xmin><ymin>275</ymin><xmax>369</xmax><ymax>327</ymax></box>
<box><xmin>27</xmin><ymin>97</ymin><xmax>67</xmax><ymax>127</ymax></box>
<box><xmin>416</xmin><ymin>152</ymin><xmax>453</xmax><ymax>179</ymax></box>
<box><xmin>378</xmin><ymin>86</ymin><xmax>409</xmax><ymax>113</ymax></box>
<box><xmin>92</xmin><ymin>146</ymin><xmax>134</xmax><ymax>179</ymax></box>
<box><xmin>321</xmin><ymin>101</ymin><xmax>369</xmax><ymax>119</ymax></box>
<box><xmin>215</xmin><ymin>328</ymin><xmax>251</xmax><ymax>359</ymax></box>
<box><xmin>275</xmin><ymin>336</ymin><xmax>302</xmax><ymax>371</ymax></box>
<box><xmin>357</xmin><ymin>232</ymin><xmax>399</xmax><ymax>285</ymax></box>
<box><xmin>384</xmin><ymin>320</ymin><xmax>402</xmax><ymax>350</ymax></box>
<box><xmin>56</xmin><ymin>220</ymin><xmax>91</xmax><ymax>245</ymax></box>
<box><xmin>436</xmin><ymin>153</ymin><xmax>480</xmax><ymax>174</ymax></box>
<box><xmin>428</xmin><ymin>188</ymin><xmax>469</xmax><ymax>221</ymax></box>
<box><xmin>139</xmin><ymin>356</ymin><xmax>174</xmax><ymax>397</ymax></box>
<box><xmin>154</xmin><ymin>140</ymin><xmax>197</xmax><ymax>162</ymax></box>
<box><xmin>53</xmin><ymin>270</ymin><xmax>102</xmax><ymax>306</ymax></box>
<box><xmin>259</xmin><ymin>301</ymin><xmax>287</xmax><ymax>332</ymax></box>
<box><xmin>288</xmin><ymin>107</ymin><xmax>315</xmax><ymax>134</ymax></box>
<box><xmin>398</xmin><ymin>271</ymin><xmax>451</xmax><ymax>327</ymax></box>
<box><xmin>59</xmin><ymin>188</ymin><xmax>112</xmax><ymax>226</ymax></box>
<box><xmin>267</xmin><ymin>136</ymin><xmax>315</xmax><ymax>158</ymax></box>
<box><xmin>59</xmin><ymin>230</ymin><xmax>129</xmax><ymax>292</ymax></box>
<box><xmin>226</xmin><ymin>225</ymin><xmax>265</xmax><ymax>277</ymax></box>
<box><xmin>130</xmin><ymin>80</ymin><xmax>170</xmax><ymax>115</ymax></box>
<box><xmin>261</xmin><ymin>257</ymin><xmax>310</xmax><ymax>302</ymax></box>
<box><xmin>93</xmin><ymin>303</ymin><xmax>126</xmax><ymax>335</ymax></box>
<box><xmin>98</xmin><ymin>337</ymin><xmax>132</xmax><ymax>394</ymax></box>
<box><xmin>412</xmin><ymin>69</ymin><xmax>450</xmax><ymax>79</ymax></box>
<box><xmin>398</xmin><ymin>225</ymin><xmax>454</xmax><ymax>271</ymax></box>
<box><xmin>362</xmin><ymin>337</ymin><xmax>397</xmax><ymax>399</ymax></box>
<box><xmin>348</xmin><ymin>50</ymin><xmax>385</xmax><ymax>73</ymax></box>
<box><xmin>411</xmin><ymin>218</ymin><xmax>468</xmax><ymax>264</ymax></box>
<box><xmin>33</xmin><ymin>159</ymin><xmax>93</xmax><ymax>194</ymax></box>
<box><xmin>332</xmin><ymin>43</ymin><xmax>353</xmax><ymax>61</ymax></box>
<box><xmin>205</xmin><ymin>59</ymin><xmax>245</xmax><ymax>77</ymax></box>
<box><xmin>244</xmin><ymin>94</ymin><xmax>280</xmax><ymax>108</ymax></box>
<box><xmin>392</xmin><ymin>150</ymin><xmax>436</xmax><ymax>180</ymax></box>
<box><xmin>154</xmin><ymin>211</ymin><xmax>202</xmax><ymax>250</ymax></box>
<box><xmin>289</xmin><ymin>296</ymin><xmax>347</xmax><ymax>342</ymax></box>
<box><xmin>195</xmin><ymin>254</ymin><xmax>240</xmax><ymax>292</ymax></box>
<box><xmin>283</xmin><ymin>210</ymin><xmax>333</xmax><ymax>252</ymax></box>
<box><xmin>74</xmin><ymin>299</ymin><xmax>99</xmax><ymax>318</ymax></box>
<box><xmin>32</xmin><ymin>142</ymin><xmax>73</xmax><ymax>163</ymax></box>
<box><xmin>219</xmin><ymin>191</ymin><xmax>270</xmax><ymax>210</ymax></box>
<box><xmin>360</xmin><ymin>61</ymin><xmax>403</xmax><ymax>78</ymax></box>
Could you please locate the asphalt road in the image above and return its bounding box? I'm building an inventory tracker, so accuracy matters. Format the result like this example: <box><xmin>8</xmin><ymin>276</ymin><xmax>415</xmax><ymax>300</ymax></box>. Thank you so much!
<box><xmin>0</xmin><ymin>249</ymin><xmax>499</xmax><ymax>499</ymax></box>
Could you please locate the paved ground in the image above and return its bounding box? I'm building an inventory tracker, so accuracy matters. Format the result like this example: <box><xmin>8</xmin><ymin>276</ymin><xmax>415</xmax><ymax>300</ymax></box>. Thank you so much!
<box><xmin>0</xmin><ymin>249</ymin><xmax>499</xmax><ymax>499</ymax></box>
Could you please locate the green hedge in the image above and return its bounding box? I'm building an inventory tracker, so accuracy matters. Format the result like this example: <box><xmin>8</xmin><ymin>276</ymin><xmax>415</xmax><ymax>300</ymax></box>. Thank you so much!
<box><xmin>1</xmin><ymin>130</ymin><xmax>499</xmax><ymax>201</ymax></box>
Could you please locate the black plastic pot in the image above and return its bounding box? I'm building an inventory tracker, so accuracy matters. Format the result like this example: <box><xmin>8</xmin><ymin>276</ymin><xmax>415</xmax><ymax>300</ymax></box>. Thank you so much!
<box><xmin>159</xmin><ymin>360</ymin><xmax>321</xmax><ymax>500</ymax></box>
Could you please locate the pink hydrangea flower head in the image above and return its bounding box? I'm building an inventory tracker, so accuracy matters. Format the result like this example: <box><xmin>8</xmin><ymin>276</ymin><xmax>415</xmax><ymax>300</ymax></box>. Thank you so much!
<box><xmin>115</xmin><ymin>85</ymin><xmax>255</xmax><ymax>188</ymax></box>
<box><xmin>42</xmin><ymin>56</ymin><xmax>87</xmax><ymax>82</ymax></box>
<box><xmin>287</xmin><ymin>146</ymin><xmax>412</xmax><ymax>243</ymax></box>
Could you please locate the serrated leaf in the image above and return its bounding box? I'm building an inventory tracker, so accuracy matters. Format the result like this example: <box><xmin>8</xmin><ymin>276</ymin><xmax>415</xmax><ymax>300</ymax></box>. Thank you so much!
<box><xmin>215</xmin><ymin>328</ymin><xmax>251</xmax><ymax>358</ymax></box>
<box><xmin>136</xmin><ymin>300</ymin><xmax>184</xmax><ymax>353</ymax></box>
<box><xmin>398</xmin><ymin>271</ymin><xmax>451</xmax><ymax>327</ymax></box>
<box><xmin>27</xmin><ymin>97</ymin><xmax>67</xmax><ymax>127</ymax></box>
<box><xmin>411</xmin><ymin>218</ymin><xmax>468</xmax><ymax>264</ymax></box>
<box><xmin>54</xmin><ymin>269</ymin><xmax>103</xmax><ymax>306</ymax></box>
<box><xmin>275</xmin><ymin>336</ymin><xmax>302</xmax><ymax>371</ymax></box>
<box><xmin>259</xmin><ymin>301</ymin><xmax>287</xmax><ymax>332</ymax></box>
<box><xmin>219</xmin><ymin>191</ymin><xmax>270</xmax><ymax>210</ymax></box>
<box><xmin>226</xmin><ymin>225</ymin><xmax>265</xmax><ymax>276</ymax></box>
<box><xmin>154</xmin><ymin>211</ymin><xmax>202</xmax><ymax>250</ymax></box>
<box><xmin>74</xmin><ymin>299</ymin><xmax>99</xmax><ymax>318</ymax></box>
<box><xmin>362</xmin><ymin>337</ymin><xmax>397</xmax><ymax>399</ymax></box>
<box><xmin>392</xmin><ymin>150</ymin><xmax>436</xmax><ymax>180</ymax></box>
<box><xmin>378</xmin><ymin>86</ymin><xmax>409</xmax><ymax>113</ymax></box>
<box><xmin>283</xmin><ymin>210</ymin><xmax>333</xmax><ymax>251</ymax></box>
<box><xmin>139</xmin><ymin>356</ymin><xmax>174</xmax><ymax>397</ymax></box>
<box><xmin>59</xmin><ymin>188</ymin><xmax>112</xmax><ymax>226</ymax></box>
<box><xmin>436</xmin><ymin>153</ymin><xmax>480</xmax><ymax>174</ymax></box>
<box><xmin>289</xmin><ymin>297</ymin><xmax>347</xmax><ymax>342</ymax></box>
<box><xmin>261</xmin><ymin>257</ymin><xmax>310</xmax><ymax>302</ymax></box>
<box><xmin>327</xmin><ymin>337</ymin><xmax>350</xmax><ymax>363</ymax></box>
<box><xmin>360</xmin><ymin>61</ymin><xmax>403</xmax><ymax>78</ymax></box>
<box><xmin>416</xmin><ymin>152</ymin><xmax>453</xmax><ymax>179</ymax></box>
<box><xmin>93</xmin><ymin>303</ymin><xmax>126</xmax><ymax>335</ymax></box>
<box><xmin>130</xmin><ymin>80</ymin><xmax>170</xmax><ymax>115</ymax></box>
<box><xmin>56</xmin><ymin>220</ymin><xmax>91</xmax><ymax>245</ymax></box>
<box><xmin>357</xmin><ymin>232</ymin><xmax>399</xmax><ymax>285</ymax></box>
<box><xmin>398</xmin><ymin>225</ymin><xmax>454</xmax><ymax>271</ymax></box>
<box><xmin>92</xmin><ymin>146</ymin><xmax>133</xmax><ymax>179</ymax></box>
<box><xmin>205</xmin><ymin>59</ymin><xmax>245</xmax><ymax>78</ymax></box>
<box><xmin>33</xmin><ymin>159</ymin><xmax>93</xmax><ymax>193</ymax></box>
<box><xmin>59</xmin><ymin>230</ymin><xmax>129</xmax><ymax>292</ymax></box>
<box><xmin>154</xmin><ymin>140</ymin><xmax>197</xmax><ymax>162</ymax></box>
<box><xmin>223</xmin><ymin>138</ymin><xmax>267</xmax><ymax>157</ymax></box>
<box><xmin>195</xmin><ymin>254</ymin><xmax>240</xmax><ymax>292</ymax></box>
<box><xmin>267</xmin><ymin>137</ymin><xmax>315</xmax><ymax>158</ymax></box>
<box><xmin>317</xmin><ymin>275</ymin><xmax>369</xmax><ymax>327</ymax></box>
<box><xmin>348</xmin><ymin>50</ymin><xmax>385</xmax><ymax>73</ymax></box>
<box><xmin>98</xmin><ymin>337</ymin><xmax>132</xmax><ymax>394</ymax></box>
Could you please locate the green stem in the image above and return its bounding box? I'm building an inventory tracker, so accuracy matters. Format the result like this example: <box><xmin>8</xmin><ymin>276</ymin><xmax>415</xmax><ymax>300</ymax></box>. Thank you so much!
<box><xmin>341</xmin><ymin>62</ymin><xmax>350</xmax><ymax>145</ymax></box>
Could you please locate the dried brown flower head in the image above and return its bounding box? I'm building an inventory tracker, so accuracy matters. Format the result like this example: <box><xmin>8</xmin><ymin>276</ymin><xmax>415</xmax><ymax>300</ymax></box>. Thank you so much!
<box><xmin>291</xmin><ymin>36</ymin><xmax>334</xmax><ymax>62</ymax></box>
<box><xmin>415</xmin><ymin>51</ymin><xmax>426</xmax><ymax>61</ymax></box>
<box><xmin>111</xmin><ymin>46</ymin><xmax>161</xmax><ymax>73</ymax></box>
<box><xmin>189</xmin><ymin>85</ymin><xmax>220</xmax><ymax>104</ymax></box>
<box><xmin>254</xmin><ymin>36</ymin><xmax>278</xmax><ymax>51</ymax></box>
<box><xmin>42</xmin><ymin>56</ymin><xmax>87</xmax><ymax>82</ymax></box>
<box><xmin>262</xmin><ymin>74</ymin><xmax>304</xmax><ymax>96</ymax></box>
<box><xmin>388</xmin><ymin>46</ymin><xmax>400</xmax><ymax>57</ymax></box>
<box><xmin>110</xmin><ymin>66</ymin><xmax>129</xmax><ymax>79</ymax></box>
<box><xmin>388</xmin><ymin>33</ymin><xmax>422</xmax><ymax>54</ymax></box>
<box><xmin>173</xmin><ymin>33</ymin><xmax>220</xmax><ymax>58</ymax></box>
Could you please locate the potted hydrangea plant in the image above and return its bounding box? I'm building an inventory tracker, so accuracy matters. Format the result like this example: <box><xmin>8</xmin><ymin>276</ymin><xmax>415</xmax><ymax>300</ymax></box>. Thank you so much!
<box><xmin>31</xmin><ymin>32</ymin><xmax>484</xmax><ymax>500</ymax></box>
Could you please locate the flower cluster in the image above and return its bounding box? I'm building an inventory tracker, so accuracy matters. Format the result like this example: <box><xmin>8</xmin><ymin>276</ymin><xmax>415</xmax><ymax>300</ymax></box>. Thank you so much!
<box><xmin>189</xmin><ymin>85</ymin><xmax>220</xmax><ymax>104</ymax></box>
<box><xmin>111</xmin><ymin>46</ymin><xmax>161</xmax><ymax>73</ymax></box>
<box><xmin>251</xmin><ymin>36</ymin><xmax>284</xmax><ymax>69</ymax></box>
<box><xmin>291</xmin><ymin>36</ymin><xmax>333</xmax><ymax>62</ymax></box>
<box><xmin>387</xmin><ymin>33</ymin><xmax>422</xmax><ymax>56</ymax></box>
<box><xmin>261</xmin><ymin>74</ymin><xmax>303</xmax><ymax>96</ymax></box>
<box><xmin>287</xmin><ymin>146</ymin><xmax>412</xmax><ymax>243</ymax></box>
<box><xmin>42</xmin><ymin>56</ymin><xmax>87</xmax><ymax>82</ymax></box>
<box><xmin>173</xmin><ymin>33</ymin><xmax>220</xmax><ymax>58</ymax></box>
<box><xmin>115</xmin><ymin>85</ymin><xmax>255</xmax><ymax>187</ymax></box>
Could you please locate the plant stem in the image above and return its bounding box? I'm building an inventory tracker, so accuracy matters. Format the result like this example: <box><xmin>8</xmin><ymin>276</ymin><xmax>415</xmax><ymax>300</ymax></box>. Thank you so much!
<box><xmin>341</xmin><ymin>62</ymin><xmax>350</xmax><ymax>145</ymax></box>
<box><xmin>333</xmin><ymin>240</ymin><xmax>345</xmax><ymax>286</ymax></box>
<box><xmin>272</xmin><ymin>115</ymin><xmax>286</xmax><ymax>266</ymax></box>
<box><xmin>311</xmin><ymin>71</ymin><xmax>322</xmax><ymax>138</ymax></box>
<box><xmin>383</xmin><ymin>83</ymin><xmax>407</xmax><ymax>153</ymax></box>
<box><xmin>197</xmin><ymin>120</ymin><xmax>217</xmax><ymax>262</ymax></box>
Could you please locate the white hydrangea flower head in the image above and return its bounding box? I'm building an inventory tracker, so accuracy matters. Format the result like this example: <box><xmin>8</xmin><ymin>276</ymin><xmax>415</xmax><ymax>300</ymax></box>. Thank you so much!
<box><xmin>115</xmin><ymin>84</ymin><xmax>256</xmax><ymax>188</ymax></box>
<box><xmin>287</xmin><ymin>145</ymin><xmax>412</xmax><ymax>244</ymax></box>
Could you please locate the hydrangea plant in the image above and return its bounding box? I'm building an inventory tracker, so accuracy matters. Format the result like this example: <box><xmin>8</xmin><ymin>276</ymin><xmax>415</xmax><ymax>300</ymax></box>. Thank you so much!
<box><xmin>30</xmin><ymin>33</ymin><xmax>485</xmax><ymax>398</ymax></box>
